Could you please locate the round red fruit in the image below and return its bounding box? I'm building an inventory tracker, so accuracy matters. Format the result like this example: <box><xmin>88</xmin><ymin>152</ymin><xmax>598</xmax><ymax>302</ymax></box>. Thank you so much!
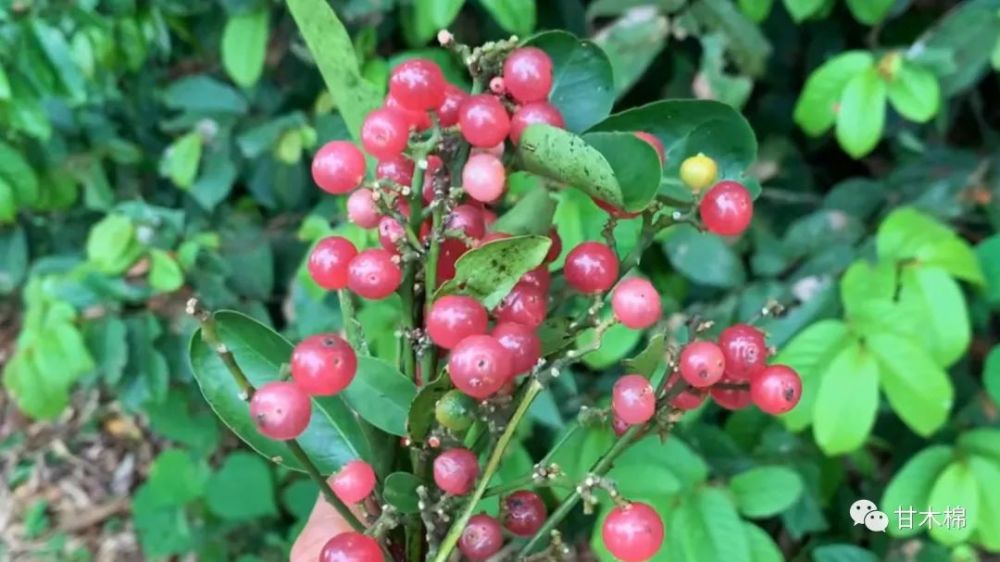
<box><xmin>459</xmin><ymin>95</ymin><xmax>511</xmax><ymax>148</ymax></box>
<box><xmin>347</xmin><ymin>249</ymin><xmax>402</xmax><ymax>300</ymax></box>
<box><xmin>718</xmin><ymin>324</ymin><xmax>768</xmax><ymax>380</ymax></box>
<box><xmin>564</xmin><ymin>241</ymin><xmax>619</xmax><ymax>294</ymax></box>
<box><xmin>612</xmin><ymin>374</ymin><xmax>656</xmax><ymax>426</ymax></box>
<box><xmin>378</xmin><ymin>216</ymin><xmax>406</xmax><ymax>253</ymax></box>
<box><xmin>389</xmin><ymin>58</ymin><xmax>446</xmax><ymax>111</ymax></box>
<box><xmin>602</xmin><ymin>502</ymin><xmax>664</xmax><ymax>562</ymax></box>
<box><xmin>361</xmin><ymin>107</ymin><xmax>410</xmax><ymax>160</ymax></box>
<box><xmin>503</xmin><ymin>491</ymin><xmax>547</xmax><ymax>536</ymax></box>
<box><xmin>633</xmin><ymin>132</ymin><xmax>666</xmax><ymax>163</ymax></box>
<box><xmin>426</xmin><ymin>295</ymin><xmax>489</xmax><ymax>350</ymax></box>
<box><xmin>678</xmin><ymin>341</ymin><xmax>726</xmax><ymax>388</ymax></box>
<box><xmin>666</xmin><ymin>371</ymin><xmax>707</xmax><ymax>410</ymax></box>
<box><xmin>437</xmin><ymin>84</ymin><xmax>467</xmax><ymax>127</ymax></box>
<box><xmin>518</xmin><ymin>266</ymin><xmax>551</xmax><ymax>293</ymax></box>
<box><xmin>385</xmin><ymin>94</ymin><xmax>431</xmax><ymax>131</ymax></box>
<box><xmin>751</xmin><ymin>365</ymin><xmax>802</xmax><ymax>415</ymax></box>
<box><xmin>436</xmin><ymin>238</ymin><xmax>469</xmax><ymax>286</ymax></box>
<box><xmin>462</xmin><ymin>153</ymin><xmax>506</xmax><ymax>203</ymax></box>
<box><xmin>446</xmin><ymin>204</ymin><xmax>486</xmax><ymax>240</ymax></box>
<box><xmin>291</xmin><ymin>333</ymin><xmax>357</xmax><ymax>396</ymax></box>
<box><xmin>494</xmin><ymin>284</ymin><xmax>547</xmax><ymax>327</ymax></box>
<box><xmin>509</xmin><ymin>101</ymin><xmax>565</xmax><ymax>144</ymax></box>
<box><xmin>700</xmin><ymin>180</ymin><xmax>753</xmax><ymax>237</ymax></box>
<box><xmin>308</xmin><ymin>236</ymin><xmax>358</xmax><ymax>290</ymax></box>
<box><xmin>433</xmin><ymin>447</ymin><xmax>480</xmax><ymax>495</ymax></box>
<box><xmin>492</xmin><ymin>322</ymin><xmax>541</xmax><ymax>376</ymax></box>
<box><xmin>611</xmin><ymin>277</ymin><xmax>661</xmax><ymax>330</ymax></box>
<box><xmin>312</xmin><ymin>141</ymin><xmax>366</xmax><ymax>194</ymax></box>
<box><xmin>449</xmin><ymin>335</ymin><xmax>513</xmax><ymax>399</ymax></box>
<box><xmin>502</xmin><ymin>47</ymin><xmax>554</xmax><ymax>103</ymax></box>
<box><xmin>376</xmin><ymin>155</ymin><xmax>415</xmax><ymax>186</ymax></box>
<box><xmin>711</xmin><ymin>377</ymin><xmax>752</xmax><ymax>410</ymax></box>
<box><xmin>347</xmin><ymin>189</ymin><xmax>380</xmax><ymax>229</ymax></box>
<box><xmin>612</xmin><ymin>414</ymin><xmax>630</xmax><ymax>437</ymax></box>
<box><xmin>331</xmin><ymin>460</ymin><xmax>376</xmax><ymax>504</ymax></box>
<box><xmin>249</xmin><ymin>381</ymin><xmax>311</xmax><ymax>440</ymax></box>
<box><xmin>459</xmin><ymin>514</ymin><xmax>504</xmax><ymax>561</ymax></box>
<box><xmin>319</xmin><ymin>532</ymin><xmax>384</xmax><ymax>562</ymax></box>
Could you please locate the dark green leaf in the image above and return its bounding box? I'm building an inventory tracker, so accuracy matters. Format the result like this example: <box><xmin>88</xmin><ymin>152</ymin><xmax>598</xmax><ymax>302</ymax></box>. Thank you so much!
<box><xmin>623</xmin><ymin>332</ymin><xmax>666</xmax><ymax>379</ymax></box>
<box><xmin>162</xmin><ymin>75</ymin><xmax>248</xmax><ymax>115</ymax></box>
<box><xmin>479</xmin><ymin>0</ymin><xmax>536</xmax><ymax>36</ymax></box>
<box><xmin>813</xmin><ymin>545</ymin><xmax>879</xmax><ymax>562</ymax></box>
<box><xmin>689</xmin><ymin>0</ymin><xmax>772</xmax><ymax>76</ymax></box>
<box><xmin>882</xmin><ymin>445</ymin><xmax>954</xmax><ymax>538</ymax></box>
<box><xmin>407</xmin><ymin>375</ymin><xmax>451</xmax><ymax>442</ymax></box>
<box><xmin>845</xmin><ymin>0</ymin><xmax>894</xmax><ymax>24</ymax></box>
<box><xmin>593</xmin><ymin>10</ymin><xmax>670</xmax><ymax>96</ymax></box>
<box><xmin>985</xmin><ymin>347</ymin><xmax>1000</xmax><ymax>408</ymax></box>
<box><xmin>30</xmin><ymin>21</ymin><xmax>86</xmax><ymax>104</ymax></box>
<box><xmin>222</xmin><ymin>9</ymin><xmax>269</xmax><ymax>88</ymax></box>
<box><xmin>384</xmin><ymin>472</ymin><xmax>422</xmax><ymax>514</ymax></box>
<box><xmin>205</xmin><ymin>452</ymin><xmax>277</xmax><ymax>520</ymax></box>
<box><xmin>342</xmin><ymin>357</ymin><xmax>417</xmax><ymax>437</ymax></box>
<box><xmin>582</xmin><ymin>131</ymin><xmax>662</xmax><ymax>211</ymax></box>
<box><xmin>782</xmin><ymin>0</ymin><xmax>825</xmax><ymax>22</ymax></box>
<box><xmin>0</xmin><ymin>226</ymin><xmax>27</xmax><ymax>294</ymax></box>
<box><xmin>436</xmin><ymin>235</ymin><xmax>551</xmax><ymax>309</ymax></box>
<box><xmin>920</xmin><ymin>0</ymin><xmax>1000</xmax><ymax>96</ymax></box>
<box><xmin>518</xmin><ymin>125</ymin><xmax>625</xmax><ymax>207</ymax></box>
<box><xmin>977</xmin><ymin>235</ymin><xmax>1000</xmax><ymax>307</ymax></box>
<box><xmin>868</xmin><ymin>333</ymin><xmax>953</xmax><ymax>437</ymax></box>
<box><xmin>729</xmin><ymin>466</ymin><xmax>804</xmax><ymax>518</ymax></box>
<box><xmin>794</xmin><ymin>52</ymin><xmax>873</xmax><ymax>137</ymax></box>
<box><xmin>491</xmin><ymin>181</ymin><xmax>557</xmax><ymax>235</ymax></box>
<box><xmin>0</xmin><ymin>141</ymin><xmax>39</xmax><ymax>207</ymax></box>
<box><xmin>836</xmin><ymin>67</ymin><xmax>886</xmax><ymax>158</ymax></box>
<box><xmin>812</xmin><ymin>339</ymin><xmax>879</xmax><ymax>455</ymax></box>
<box><xmin>664</xmin><ymin>224</ymin><xmax>746</xmax><ymax>288</ymax></box>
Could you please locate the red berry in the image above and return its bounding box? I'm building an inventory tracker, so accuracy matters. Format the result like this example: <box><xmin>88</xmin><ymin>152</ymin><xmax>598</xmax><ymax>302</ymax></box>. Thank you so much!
<box><xmin>446</xmin><ymin>204</ymin><xmax>486</xmax><ymax>240</ymax></box>
<box><xmin>612</xmin><ymin>414</ymin><xmax>630</xmax><ymax>437</ymax></box>
<box><xmin>474</xmin><ymin>142</ymin><xmax>505</xmax><ymax>158</ymax></box>
<box><xmin>502</xmin><ymin>47</ymin><xmax>554</xmax><ymax>104</ymax></box>
<box><xmin>347</xmin><ymin>189</ymin><xmax>380</xmax><ymax>229</ymax></box>
<box><xmin>347</xmin><ymin>249</ymin><xmax>402</xmax><ymax>300</ymax></box>
<box><xmin>427</xmin><ymin>295</ymin><xmax>489</xmax><ymax>350</ymax></box>
<box><xmin>751</xmin><ymin>365</ymin><xmax>802</xmax><ymax>415</ymax></box>
<box><xmin>320</xmin><ymin>532</ymin><xmax>384</xmax><ymax>562</ymax></box>
<box><xmin>462</xmin><ymin>153</ymin><xmax>506</xmax><ymax>203</ymax></box>
<box><xmin>489</xmin><ymin>76</ymin><xmax>506</xmax><ymax>95</ymax></box>
<box><xmin>378</xmin><ymin>216</ymin><xmax>406</xmax><ymax>252</ymax></box>
<box><xmin>361</xmin><ymin>107</ymin><xmax>410</xmax><ymax>160</ymax></box>
<box><xmin>376</xmin><ymin>155</ymin><xmax>415</xmax><ymax>186</ymax></box>
<box><xmin>666</xmin><ymin>371</ymin><xmax>707</xmax><ymax>410</ymax></box>
<box><xmin>385</xmin><ymin>94</ymin><xmax>431</xmax><ymax>131</ymax></box>
<box><xmin>611</xmin><ymin>277</ymin><xmax>661</xmax><ymax>329</ymax></box>
<box><xmin>249</xmin><ymin>381</ymin><xmax>311</xmax><ymax>440</ymax></box>
<box><xmin>449</xmin><ymin>335</ymin><xmax>513</xmax><ymax>399</ymax></box>
<box><xmin>436</xmin><ymin>238</ymin><xmax>470</xmax><ymax>285</ymax></box>
<box><xmin>433</xmin><ymin>447</ymin><xmax>480</xmax><ymax>495</ymax></box>
<box><xmin>331</xmin><ymin>460</ymin><xmax>376</xmax><ymax>504</ymax></box>
<box><xmin>602</xmin><ymin>502</ymin><xmax>664</xmax><ymax>562</ymax></box>
<box><xmin>545</xmin><ymin>228</ymin><xmax>562</xmax><ymax>263</ymax></box>
<box><xmin>509</xmin><ymin>101</ymin><xmax>565</xmax><ymax>144</ymax></box>
<box><xmin>502</xmin><ymin>490</ymin><xmax>547</xmax><ymax>536</ymax></box>
<box><xmin>633</xmin><ymin>132</ymin><xmax>666</xmax><ymax>163</ymax></box>
<box><xmin>421</xmin><ymin>155</ymin><xmax>447</xmax><ymax>203</ymax></box>
<box><xmin>494</xmin><ymin>284</ymin><xmax>547</xmax><ymax>327</ymax></box>
<box><xmin>678</xmin><ymin>341</ymin><xmax>726</xmax><ymax>388</ymax></box>
<box><xmin>308</xmin><ymin>236</ymin><xmax>358</xmax><ymax>290</ymax></box>
<box><xmin>459</xmin><ymin>514</ymin><xmax>504</xmax><ymax>561</ymax></box>
<box><xmin>593</xmin><ymin>198</ymin><xmax>640</xmax><ymax>219</ymax></box>
<box><xmin>459</xmin><ymin>95</ymin><xmax>511</xmax><ymax>148</ymax></box>
<box><xmin>518</xmin><ymin>266</ymin><xmax>551</xmax><ymax>293</ymax></box>
<box><xmin>700</xmin><ymin>181</ymin><xmax>753</xmax><ymax>237</ymax></box>
<box><xmin>312</xmin><ymin>141</ymin><xmax>366</xmax><ymax>194</ymax></box>
<box><xmin>483</xmin><ymin>208</ymin><xmax>498</xmax><ymax>229</ymax></box>
<box><xmin>612</xmin><ymin>374</ymin><xmax>656</xmax><ymax>426</ymax></box>
<box><xmin>437</xmin><ymin>84</ymin><xmax>467</xmax><ymax>127</ymax></box>
<box><xmin>718</xmin><ymin>324</ymin><xmax>768</xmax><ymax>381</ymax></box>
<box><xmin>291</xmin><ymin>333</ymin><xmax>357</xmax><ymax>396</ymax></box>
<box><xmin>564</xmin><ymin>241</ymin><xmax>619</xmax><ymax>294</ymax></box>
<box><xmin>710</xmin><ymin>376</ymin><xmax>752</xmax><ymax>410</ymax></box>
<box><xmin>389</xmin><ymin>58</ymin><xmax>446</xmax><ymax>111</ymax></box>
<box><xmin>492</xmin><ymin>322</ymin><xmax>541</xmax><ymax>376</ymax></box>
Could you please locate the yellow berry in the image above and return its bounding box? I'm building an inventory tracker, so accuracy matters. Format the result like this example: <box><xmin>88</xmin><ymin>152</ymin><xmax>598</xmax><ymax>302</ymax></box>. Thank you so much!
<box><xmin>680</xmin><ymin>153</ymin><xmax>718</xmax><ymax>191</ymax></box>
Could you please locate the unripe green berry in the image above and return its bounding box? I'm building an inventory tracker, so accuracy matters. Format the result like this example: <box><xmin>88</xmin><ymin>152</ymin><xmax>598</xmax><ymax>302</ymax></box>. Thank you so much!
<box><xmin>436</xmin><ymin>390</ymin><xmax>477</xmax><ymax>432</ymax></box>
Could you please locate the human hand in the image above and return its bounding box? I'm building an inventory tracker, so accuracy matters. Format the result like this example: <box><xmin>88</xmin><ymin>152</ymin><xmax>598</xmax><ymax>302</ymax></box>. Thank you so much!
<box><xmin>289</xmin><ymin>479</ymin><xmax>351</xmax><ymax>562</ymax></box>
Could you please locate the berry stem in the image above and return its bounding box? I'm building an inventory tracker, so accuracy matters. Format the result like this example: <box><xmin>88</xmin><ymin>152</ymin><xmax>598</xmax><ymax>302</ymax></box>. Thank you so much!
<box><xmin>337</xmin><ymin>289</ymin><xmax>368</xmax><ymax>355</ymax></box>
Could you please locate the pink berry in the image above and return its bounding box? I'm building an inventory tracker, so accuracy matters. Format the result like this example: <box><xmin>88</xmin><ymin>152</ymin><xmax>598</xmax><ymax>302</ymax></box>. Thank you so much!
<box><xmin>312</xmin><ymin>141</ymin><xmax>366</xmax><ymax>194</ymax></box>
<box><xmin>448</xmin><ymin>335</ymin><xmax>513</xmax><ymax>399</ymax></box>
<box><xmin>290</xmin><ymin>333</ymin><xmax>357</xmax><ymax>396</ymax></box>
<box><xmin>492</xmin><ymin>322</ymin><xmax>541</xmax><ymax>376</ymax></box>
<box><xmin>436</xmin><ymin>238</ymin><xmax>470</xmax><ymax>286</ymax></box>
<box><xmin>509</xmin><ymin>101</ymin><xmax>565</xmax><ymax>144</ymax></box>
<box><xmin>308</xmin><ymin>236</ymin><xmax>358</xmax><ymax>290</ymax></box>
<box><xmin>489</xmin><ymin>76</ymin><xmax>506</xmax><ymax>95</ymax></box>
<box><xmin>385</xmin><ymin>94</ymin><xmax>431</xmax><ymax>131</ymax></box>
<box><xmin>544</xmin><ymin>228</ymin><xmax>562</xmax><ymax>263</ymax></box>
<box><xmin>347</xmin><ymin>189</ymin><xmax>380</xmax><ymax>229</ymax></box>
<box><xmin>602</xmin><ymin>502</ymin><xmax>664</xmax><ymax>562</ymax></box>
<box><xmin>612</xmin><ymin>414</ymin><xmax>630</xmax><ymax>437</ymax></box>
<box><xmin>518</xmin><ymin>266</ymin><xmax>551</xmax><ymax>293</ymax></box>
<box><xmin>564</xmin><ymin>241</ymin><xmax>619</xmax><ymax>294</ymax></box>
<box><xmin>494</xmin><ymin>284</ymin><xmax>547</xmax><ymax>327</ymax></box>
<box><xmin>378</xmin><ymin>216</ymin><xmax>406</xmax><ymax>252</ymax></box>
<box><xmin>666</xmin><ymin>371</ymin><xmax>706</xmax><ymax>411</ymax></box>
<box><xmin>249</xmin><ymin>381</ymin><xmax>311</xmax><ymax>440</ymax></box>
<box><xmin>331</xmin><ymin>460</ymin><xmax>376</xmax><ymax>504</ymax></box>
<box><xmin>593</xmin><ymin>198</ymin><xmax>640</xmax><ymax>219</ymax></box>
<box><xmin>389</xmin><ymin>58</ymin><xmax>446</xmax><ymax>111</ymax></box>
<box><xmin>751</xmin><ymin>365</ymin><xmax>802</xmax><ymax>415</ymax></box>
<box><xmin>611</xmin><ymin>277</ymin><xmax>661</xmax><ymax>329</ymax></box>
<box><xmin>319</xmin><ymin>532</ymin><xmax>383</xmax><ymax>562</ymax></box>
<box><xmin>438</xmin><ymin>84</ymin><xmax>468</xmax><ymax>127</ymax></box>
<box><xmin>361</xmin><ymin>107</ymin><xmax>410</xmax><ymax>160</ymax></box>
<box><xmin>347</xmin><ymin>249</ymin><xmax>402</xmax><ymax>300</ymax></box>
<box><xmin>502</xmin><ymin>47</ymin><xmax>554</xmax><ymax>104</ymax></box>
<box><xmin>446</xmin><ymin>204</ymin><xmax>486</xmax><ymax>240</ymax></box>
<box><xmin>426</xmin><ymin>295</ymin><xmax>489</xmax><ymax>350</ymax></box>
<box><xmin>633</xmin><ymin>132</ymin><xmax>666</xmax><ymax>163</ymax></box>
<box><xmin>459</xmin><ymin>514</ymin><xmax>504</xmax><ymax>561</ymax></box>
<box><xmin>462</xmin><ymin>153</ymin><xmax>506</xmax><ymax>203</ymax></box>
<box><xmin>678</xmin><ymin>341</ymin><xmax>726</xmax><ymax>388</ymax></box>
<box><xmin>376</xmin><ymin>155</ymin><xmax>415</xmax><ymax>186</ymax></box>
<box><xmin>612</xmin><ymin>374</ymin><xmax>656</xmax><ymax>426</ymax></box>
<box><xmin>718</xmin><ymin>324</ymin><xmax>768</xmax><ymax>380</ymax></box>
<box><xmin>433</xmin><ymin>447</ymin><xmax>480</xmax><ymax>495</ymax></box>
<box><xmin>700</xmin><ymin>181</ymin><xmax>753</xmax><ymax>237</ymax></box>
<box><xmin>711</xmin><ymin>376</ymin><xmax>752</xmax><ymax>410</ymax></box>
<box><xmin>459</xmin><ymin>95</ymin><xmax>511</xmax><ymax>148</ymax></box>
<box><xmin>503</xmin><ymin>491</ymin><xmax>547</xmax><ymax>536</ymax></box>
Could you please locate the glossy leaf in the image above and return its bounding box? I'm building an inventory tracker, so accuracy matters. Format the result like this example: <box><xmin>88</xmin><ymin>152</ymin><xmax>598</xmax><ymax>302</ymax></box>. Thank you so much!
<box><xmin>812</xmin><ymin>340</ymin><xmax>879</xmax><ymax>455</ymax></box>
<box><xmin>582</xmin><ymin>131</ymin><xmax>662</xmax><ymax>211</ymax></box>
<box><xmin>882</xmin><ymin>445</ymin><xmax>954</xmax><ymax>538</ymax></box>
<box><xmin>491</xmin><ymin>181</ymin><xmax>557</xmax><ymax>236</ymax></box>
<box><xmin>222</xmin><ymin>9</ymin><xmax>270</xmax><ymax>88</ymax></box>
<box><xmin>888</xmin><ymin>62</ymin><xmax>941</xmax><ymax>123</ymax></box>
<box><xmin>342</xmin><ymin>357</ymin><xmax>417</xmax><ymax>437</ymax></box>
<box><xmin>836</xmin><ymin>67</ymin><xmax>887</xmax><ymax>158</ymax></box>
<box><xmin>729</xmin><ymin>466</ymin><xmax>804</xmax><ymax>518</ymax></box>
<box><xmin>794</xmin><ymin>52</ymin><xmax>873</xmax><ymax>137</ymax></box>
<box><xmin>436</xmin><ymin>235</ymin><xmax>551</xmax><ymax>309</ymax></box>
<box><xmin>664</xmin><ymin>225</ymin><xmax>746</xmax><ymax>288</ymax></box>
<box><xmin>384</xmin><ymin>472</ymin><xmax>422</xmax><ymax>514</ymax></box>
<box><xmin>868</xmin><ymin>332</ymin><xmax>953</xmax><ymax>437</ymax></box>
<box><xmin>518</xmin><ymin>125</ymin><xmax>624</xmax><ymax>207</ymax></box>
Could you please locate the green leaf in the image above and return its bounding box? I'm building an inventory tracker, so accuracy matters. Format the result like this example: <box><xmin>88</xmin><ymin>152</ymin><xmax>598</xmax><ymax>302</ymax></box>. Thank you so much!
<box><xmin>698</xmin><ymin>33</ymin><xmax>754</xmax><ymax>109</ymax></box>
<box><xmin>675</xmin><ymin>487</ymin><xmax>752</xmax><ymax>562</ymax></box>
<box><xmin>928</xmin><ymin>461</ymin><xmax>979</xmax><ymax>545</ymax></box>
<box><xmin>407</xmin><ymin>375</ymin><xmax>451</xmax><ymax>442</ymax></box>
<box><xmin>161</xmin><ymin>132</ymin><xmax>203</xmax><ymax>189</ymax></box>
<box><xmin>0</xmin><ymin>62</ymin><xmax>10</xmax><ymax>100</ymax></box>
<box><xmin>0</xmin><ymin>226</ymin><xmax>27</xmax><ymax>294</ymax></box>
<box><xmin>882</xmin><ymin>445</ymin><xmax>954</xmax><ymax>538</ymax></box>
<box><xmin>582</xmin><ymin>131</ymin><xmax>663</xmax><ymax>211</ymax></box>
<box><xmin>491</xmin><ymin>180</ymin><xmax>557</xmax><ymax>235</ymax></box>
<box><xmin>957</xmin><ymin>429</ymin><xmax>1000</xmax><ymax>464</ymax></box>
<box><xmin>149</xmin><ymin>249</ymin><xmax>185</xmax><ymax>293</ymax></box>
<box><xmin>794</xmin><ymin>52</ymin><xmax>873</xmax><ymax>137</ymax></box>
<box><xmin>877</xmin><ymin>208</ymin><xmax>984</xmax><ymax>284</ymax></box>
<box><xmin>579</xmin><ymin>320</ymin><xmax>643</xmax><ymax>370</ymax></box>
<box><xmin>478</xmin><ymin>0</ymin><xmax>536</xmax><ymax>35</ymax></box>
<box><xmin>287</xmin><ymin>0</ymin><xmax>382</xmax><ymax>139</ymax></box>
<box><xmin>744</xmin><ymin>522</ymin><xmax>783</xmax><ymax>562</ymax></box>
<box><xmin>664</xmin><ymin>224</ymin><xmax>746</xmax><ymax>288</ymax></box>
<box><xmin>221</xmin><ymin>9</ymin><xmax>270</xmax><ymax>88</ymax></box>
<box><xmin>593</xmin><ymin>10</ymin><xmax>670</xmax><ymax>96</ymax></box>
<box><xmin>845</xmin><ymin>0</ymin><xmax>894</xmax><ymax>24</ymax></box>
<box><xmin>729</xmin><ymin>466</ymin><xmax>804</xmax><ymax>518</ymax></box>
<box><xmin>985</xmin><ymin>347</ymin><xmax>1000</xmax><ymax>408</ymax></box>
<box><xmin>30</xmin><ymin>21</ymin><xmax>86</xmax><ymax>104</ymax></box>
<box><xmin>86</xmin><ymin>214</ymin><xmax>139</xmax><ymax>275</ymax></box>
<box><xmin>524</xmin><ymin>31</ymin><xmax>615</xmax><ymax>132</ymax></box>
<box><xmin>782</xmin><ymin>0</ymin><xmax>825</xmax><ymax>22</ymax></box>
<box><xmin>384</xmin><ymin>472</ymin><xmax>422</xmax><ymax>514</ymax></box>
<box><xmin>188</xmin><ymin>311</ymin><xmax>373</xmax><ymax>474</ymax></box>
<box><xmin>0</xmin><ymin>179</ymin><xmax>14</xmax><ymax>224</ymax></box>
<box><xmin>898</xmin><ymin>266</ymin><xmax>969</xmax><ymax>367</ymax></box>
<box><xmin>436</xmin><ymin>234</ymin><xmax>551</xmax><ymax>309</ymax></box>
<box><xmin>812</xmin><ymin>340</ymin><xmax>879</xmax><ymax>455</ymax></box>
<box><xmin>342</xmin><ymin>357</ymin><xmax>417</xmax><ymax>437</ymax></box>
<box><xmin>920</xmin><ymin>0</ymin><xmax>1000</xmax><ymax>96</ymax></box>
<box><xmin>977</xmin><ymin>235</ymin><xmax>1000</xmax><ymax>307</ymax></box>
<box><xmin>162</xmin><ymin>75</ymin><xmax>249</xmax><ymax>115</ymax></box>
<box><xmin>968</xmin><ymin>456</ymin><xmax>1000</xmax><ymax>552</ymax></box>
<box><xmin>773</xmin><ymin>320</ymin><xmax>852</xmax><ymax>431</ymax></box>
<box><xmin>836</xmin><ymin>67</ymin><xmax>887</xmax><ymax>158</ymax></box>
<box><xmin>517</xmin><ymin>125</ymin><xmax>625</xmax><ymax>207</ymax></box>
<box><xmin>144</xmin><ymin>389</ymin><xmax>220</xmax><ymax>455</ymax></box>
<box><xmin>143</xmin><ymin>449</ymin><xmax>210</xmax><ymax>506</ymax></box>
<box><xmin>813</xmin><ymin>545</ymin><xmax>879</xmax><ymax>562</ymax></box>
<box><xmin>617</xmin><ymin>434</ymin><xmax>709</xmax><ymax>488</ymax></box>
<box><xmin>739</xmin><ymin>0</ymin><xmax>775</xmax><ymax>22</ymax></box>
<box><xmin>0</xmin><ymin>141</ymin><xmax>40</xmax><ymax>207</ymax></box>
<box><xmin>689</xmin><ymin>0</ymin><xmax>772</xmax><ymax>76</ymax></box>
<box><xmin>623</xmin><ymin>332</ymin><xmax>666</xmax><ymax>379</ymax></box>
<box><xmin>888</xmin><ymin>62</ymin><xmax>941</xmax><ymax>123</ymax></box>
<box><xmin>206</xmin><ymin>452</ymin><xmax>277</xmax><ymax>520</ymax></box>
<box><xmin>410</xmin><ymin>0</ymin><xmax>466</xmax><ymax>45</ymax></box>
<box><xmin>868</xmin><ymin>332</ymin><xmax>953</xmax><ymax>437</ymax></box>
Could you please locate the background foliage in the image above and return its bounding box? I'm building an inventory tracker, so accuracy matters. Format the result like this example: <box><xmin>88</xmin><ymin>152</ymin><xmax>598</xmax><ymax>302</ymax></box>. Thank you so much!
<box><xmin>2</xmin><ymin>0</ymin><xmax>1000</xmax><ymax>560</ymax></box>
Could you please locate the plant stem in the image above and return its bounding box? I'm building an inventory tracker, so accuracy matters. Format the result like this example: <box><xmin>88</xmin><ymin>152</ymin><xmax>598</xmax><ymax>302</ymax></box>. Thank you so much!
<box><xmin>338</xmin><ymin>289</ymin><xmax>367</xmax><ymax>355</ymax></box>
